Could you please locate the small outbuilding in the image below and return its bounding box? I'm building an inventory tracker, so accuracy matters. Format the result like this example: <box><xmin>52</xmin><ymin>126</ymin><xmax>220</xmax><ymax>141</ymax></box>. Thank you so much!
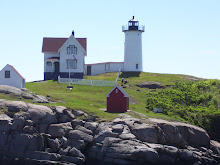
<box><xmin>107</xmin><ymin>85</ymin><xmax>129</xmax><ymax>113</ymax></box>
<box><xmin>0</xmin><ymin>64</ymin><xmax>25</xmax><ymax>88</ymax></box>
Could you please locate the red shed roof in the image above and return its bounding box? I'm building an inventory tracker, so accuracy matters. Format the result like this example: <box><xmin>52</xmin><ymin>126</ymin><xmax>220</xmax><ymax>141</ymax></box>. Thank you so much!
<box><xmin>42</xmin><ymin>37</ymin><xmax>87</xmax><ymax>52</ymax></box>
<box><xmin>107</xmin><ymin>85</ymin><xmax>129</xmax><ymax>97</ymax></box>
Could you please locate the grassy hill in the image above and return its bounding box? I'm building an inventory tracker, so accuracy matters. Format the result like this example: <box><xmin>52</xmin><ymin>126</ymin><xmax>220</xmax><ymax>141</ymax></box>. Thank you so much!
<box><xmin>23</xmin><ymin>72</ymin><xmax>201</xmax><ymax>121</ymax></box>
<box><xmin>2</xmin><ymin>72</ymin><xmax>220</xmax><ymax>137</ymax></box>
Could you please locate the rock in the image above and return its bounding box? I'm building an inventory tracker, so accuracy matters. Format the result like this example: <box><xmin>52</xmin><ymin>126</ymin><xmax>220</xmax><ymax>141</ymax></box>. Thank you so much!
<box><xmin>0</xmin><ymin>132</ymin><xmax>10</xmax><ymax>155</ymax></box>
<box><xmin>105</xmin><ymin>140</ymin><xmax>160</xmax><ymax>164</ymax></box>
<box><xmin>94</xmin><ymin>129</ymin><xmax>118</xmax><ymax>144</ymax></box>
<box><xmin>131</xmin><ymin>123</ymin><xmax>159</xmax><ymax>143</ymax></box>
<box><xmin>71</xmin><ymin>110</ymin><xmax>85</xmax><ymax>117</ymax></box>
<box><xmin>112</xmin><ymin>124</ymin><xmax>124</xmax><ymax>133</ymax></box>
<box><xmin>0</xmin><ymin>85</ymin><xmax>23</xmax><ymax>96</ymax></box>
<box><xmin>69</xmin><ymin>147</ymin><xmax>85</xmax><ymax>159</ymax></box>
<box><xmin>71</xmin><ymin>119</ymin><xmax>85</xmax><ymax>128</ymax></box>
<box><xmin>160</xmin><ymin>123</ymin><xmax>186</xmax><ymax>147</ymax></box>
<box><xmin>33</xmin><ymin>95</ymin><xmax>49</xmax><ymax>103</ymax></box>
<box><xmin>48</xmin><ymin>138</ymin><xmax>61</xmax><ymax>152</ymax></box>
<box><xmin>178</xmin><ymin>149</ymin><xmax>194</xmax><ymax>160</ymax></box>
<box><xmin>26</xmin><ymin>104</ymin><xmax>57</xmax><ymax>124</ymax></box>
<box><xmin>8</xmin><ymin>133</ymin><xmax>44</xmax><ymax>158</ymax></box>
<box><xmin>75</xmin><ymin>125</ymin><xmax>93</xmax><ymax>135</ymax></box>
<box><xmin>59</xmin><ymin>136</ymin><xmax>68</xmax><ymax>148</ymax></box>
<box><xmin>48</xmin><ymin>122</ymin><xmax>72</xmax><ymax>138</ymax></box>
<box><xmin>137</xmin><ymin>82</ymin><xmax>164</xmax><ymax>89</ymax></box>
<box><xmin>60</xmin><ymin>155</ymin><xmax>84</xmax><ymax>164</ymax></box>
<box><xmin>67</xmin><ymin>139</ymin><xmax>86</xmax><ymax>151</ymax></box>
<box><xmin>68</xmin><ymin>130</ymin><xmax>93</xmax><ymax>143</ymax></box>
<box><xmin>58</xmin><ymin>147</ymin><xmax>70</xmax><ymax>156</ymax></box>
<box><xmin>11</xmin><ymin>113</ymin><xmax>25</xmax><ymax>131</ymax></box>
<box><xmin>5</xmin><ymin>100</ymin><xmax>28</xmax><ymax>112</ymax></box>
<box><xmin>0</xmin><ymin>114</ymin><xmax>13</xmax><ymax>132</ymax></box>
<box><xmin>84</xmin><ymin>122</ymin><xmax>99</xmax><ymax>131</ymax></box>
<box><xmin>24</xmin><ymin>151</ymin><xmax>60</xmax><ymax>161</ymax></box>
<box><xmin>210</xmin><ymin>140</ymin><xmax>220</xmax><ymax>155</ymax></box>
<box><xmin>119</xmin><ymin>133</ymin><xmax>136</xmax><ymax>140</ymax></box>
<box><xmin>23</xmin><ymin>126</ymin><xmax>37</xmax><ymax>133</ymax></box>
<box><xmin>21</xmin><ymin>92</ymin><xmax>35</xmax><ymax>99</ymax></box>
<box><xmin>25</xmin><ymin>119</ymin><xmax>34</xmax><ymax>126</ymax></box>
<box><xmin>150</xmin><ymin>118</ymin><xmax>210</xmax><ymax>148</ymax></box>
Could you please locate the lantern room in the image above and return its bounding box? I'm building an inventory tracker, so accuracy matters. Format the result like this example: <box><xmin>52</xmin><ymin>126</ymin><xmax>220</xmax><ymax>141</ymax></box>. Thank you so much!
<box><xmin>128</xmin><ymin>16</ymin><xmax>139</xmax><ymax>30</ymax></box>
<box><xmin>122</xmin><ymin>16</ymin><xmax>145</xmax><ymax>32</ymax></box>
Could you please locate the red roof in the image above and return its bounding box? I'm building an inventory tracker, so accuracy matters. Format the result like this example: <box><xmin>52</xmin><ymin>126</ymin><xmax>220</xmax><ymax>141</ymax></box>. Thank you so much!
<box><xmin>8</xmin><ymin>64</ymin><xmax>25</xmax><ymax>80</ymax></box>
<box><xmin>42</xmin><ymin>37</ymin><xmax>87</xmax><ymax>52</ymax></box>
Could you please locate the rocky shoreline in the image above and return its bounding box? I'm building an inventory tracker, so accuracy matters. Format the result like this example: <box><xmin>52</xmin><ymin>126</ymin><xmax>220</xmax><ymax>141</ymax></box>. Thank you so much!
<box><xmin>0</xmin><ymin>97</ymin><xmax>220</xmax><ymax>165</ymax></box>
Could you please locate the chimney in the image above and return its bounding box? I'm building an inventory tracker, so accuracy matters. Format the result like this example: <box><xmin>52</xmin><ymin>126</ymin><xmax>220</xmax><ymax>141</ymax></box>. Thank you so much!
<box><xmin>72</xmin><ymin>31</ymin><xmax>74</xmax><ymax>36</ymax></box>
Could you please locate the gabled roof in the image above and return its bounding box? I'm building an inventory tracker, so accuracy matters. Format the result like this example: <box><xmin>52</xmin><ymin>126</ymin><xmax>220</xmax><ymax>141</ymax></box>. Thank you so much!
<box><xmin>1</xmin><ymin>64</ymin><xmax>25</xmax><ymax>80</ymax></box>
<box><xmin>107</xmin><ymin>85</ymin><xmax>129</xmax><ymax>97</ymax></box>
<box><xmin>42</xmin><ymin>37</ymin><xmax>87</xmax><ymax>53</ymax></box>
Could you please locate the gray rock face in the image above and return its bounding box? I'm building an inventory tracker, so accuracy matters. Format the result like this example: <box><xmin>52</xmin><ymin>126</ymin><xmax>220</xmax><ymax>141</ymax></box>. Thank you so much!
<box><xmin>150</xmin><ymin>118</ymin><xmax>210</xmax><ymax>148</ymax></box>
<box><xmin>5</xmin><ymin>100</ymin><xmax>28</xmax><ymax>112</ymax></box>
<box><xmin>68</xmin><ymin>130</ymin><xmax>93</xmax><ymax>143</ymax></box>
<box><xmin>11</xmin><ymin>113</ymin><xmax>25</xmax><ymax>131</ymax></box>
<box><xmin>0</xmin><ymin>85</ymin><xmax>50</xmax><ymax>103</ymax></box>
<box><xmin>0</xmin><ymin>99</ymin><xmax>219</xmax><ymax>165</ymax></box>
<box><xmin>0</xmin><ymin>85</ymin><xmax>23</xmax><ymax>96</ymax></box>
<box><xmin>26</xmin><ymin>104</ymin><xmax>57</xmax><ymax>125</ymax></box>
<box><xmin>0</xmin><ymin>114</ymin><xmax>12</xmax><ymax>132</ymax></box>
<box><xmin>48</xmin><ymin>122</ymin><xmax>72</xmax><ymax>138</ymax></box>
<box><xmin>210</xmin><ymin>140</ymin><xmax>220</xmax><ymax>155</ymax></box>
<box><xmin>137</xmin><ymin>82</ymin><xmax>163</xmax><ymax>89</ymax></box>
<box><xmin>132</xmin><ymin>124</ymin><xmax>160</xmax><ymax>143</ymax></box>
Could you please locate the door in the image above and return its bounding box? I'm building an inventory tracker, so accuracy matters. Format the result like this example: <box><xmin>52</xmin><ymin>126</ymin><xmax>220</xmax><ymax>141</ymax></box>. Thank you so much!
<box><xmin>87</xmin><ymin>66</ymin><xmax>91</xmax><ymax>76</ymax></box>
<box><xmin>54</xmin><ymin>62</ymin><xmax>60</xmax><ymax>73</ymax></box>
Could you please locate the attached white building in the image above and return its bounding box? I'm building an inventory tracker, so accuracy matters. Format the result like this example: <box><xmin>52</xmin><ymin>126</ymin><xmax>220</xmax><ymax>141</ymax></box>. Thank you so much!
<box><xmin>0</xmin><ymin>64</ymin><xmax>25</xmax><ymax>88</ymax></box>
<box><xmin>42</xmin><ymin>31</ymin><xmax>87</xmax><ymax>80</ymax></box>
<box><xmin>85</xmin><ymin>62</ymin><xmax>124</xmax><ymax>76</ymax></box>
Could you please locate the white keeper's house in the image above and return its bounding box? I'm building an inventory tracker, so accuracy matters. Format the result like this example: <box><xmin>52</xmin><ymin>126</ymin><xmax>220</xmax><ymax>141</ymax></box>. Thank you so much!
<box><xmin>0</xmin><ymin>64</ymin><xmax>25</xmax><ymax>88</ymax></box>
<box><xmin>42</xmin><ymin>16</ymin><xmax>144</xmax><ymax>80</ymax></box>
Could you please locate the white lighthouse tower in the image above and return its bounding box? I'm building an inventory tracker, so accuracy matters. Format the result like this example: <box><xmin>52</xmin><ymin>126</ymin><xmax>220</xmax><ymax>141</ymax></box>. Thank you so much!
<box><xmin>122</xmin><ymin>16</ymin><xmax>145</xmax><ymax>72</ymax></box>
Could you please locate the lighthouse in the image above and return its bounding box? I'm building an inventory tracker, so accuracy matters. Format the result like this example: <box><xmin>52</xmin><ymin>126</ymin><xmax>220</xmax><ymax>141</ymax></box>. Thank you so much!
<box><xmin>122</xmin><ymin>16</ymin><xmax>145</xmax><ymax>72</ymax></box>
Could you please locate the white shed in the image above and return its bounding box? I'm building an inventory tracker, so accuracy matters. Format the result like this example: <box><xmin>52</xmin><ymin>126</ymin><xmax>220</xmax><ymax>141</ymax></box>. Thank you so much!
<box><xmin>0</xmin><ymin>64</ymin><xmax>25</xmax><ymax>88</ymax></box>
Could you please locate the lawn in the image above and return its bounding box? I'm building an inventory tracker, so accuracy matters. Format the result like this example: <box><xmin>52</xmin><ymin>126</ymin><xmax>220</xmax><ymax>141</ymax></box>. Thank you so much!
<box><xmin>23</xmin><ymin>72</ymin><xmax>198</xmax><ymax>122</ymax></box>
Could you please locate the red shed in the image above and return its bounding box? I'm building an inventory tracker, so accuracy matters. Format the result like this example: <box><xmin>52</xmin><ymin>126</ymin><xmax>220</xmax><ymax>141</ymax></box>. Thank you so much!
<box><xmin>107</xmin><ymin>85</ymin><xmax>129</xmax><ymax>113</ymax></box>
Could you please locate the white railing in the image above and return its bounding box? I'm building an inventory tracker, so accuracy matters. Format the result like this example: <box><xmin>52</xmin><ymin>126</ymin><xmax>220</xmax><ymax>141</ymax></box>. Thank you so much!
<box><xmin>122</xmin><ymin>25</ymin><xmax>145</xmax><ymax>32</ymax></box>
<box><xmin>58</xmin><ymin>77</ymin><xmax>116</xmax><ymax>86</ymax></box>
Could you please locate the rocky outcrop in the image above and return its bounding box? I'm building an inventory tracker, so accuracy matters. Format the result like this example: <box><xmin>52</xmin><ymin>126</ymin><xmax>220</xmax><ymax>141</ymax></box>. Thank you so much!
<box><xmin>0</xmin><ymin>100</ymin><xmax>220</xmax><ymax>165</ymax></box>
<box><xmin>137</xmin><ymin>82</ymin><xmax>164</xmax><ymax>89</ymax></box>
<box><xmin>0</xmin><ymin>85</ymin><xmax>50</xmax><ymax>103</ymax></box>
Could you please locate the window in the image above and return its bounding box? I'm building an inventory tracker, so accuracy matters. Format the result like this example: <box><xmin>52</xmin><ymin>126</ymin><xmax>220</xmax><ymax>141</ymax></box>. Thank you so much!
<box><xmin>116</xmin><ymin>89</ymin><xmax>118</xmax><ymax>93</ymax></box>
<box><xmin>5</xmin><ymin>71</ymin><xmax>10</xmax><ymax>78</ymax></box>
<box><xmin>67</xmin><ymin>45</ymin><xmax>77</xmax><ymax>54</ymax></box>
<box><xmin>67</xmin><ymin>59</ymin><xmax>77</xmax><ymax>69</ymax></box>
<box><xmin>136</xmin><ymin>64</ymin><xmax>138</xmax><ymax>69</ymax></box>
<box><xmin>46</xmin><ymin>62</ymin><xmax>52</xmax><ymax>67</ymax></box>
<box><xmin>105</xmin><ymin>63</ymin><xmax>110</xmax><ymax>71</ymax></box>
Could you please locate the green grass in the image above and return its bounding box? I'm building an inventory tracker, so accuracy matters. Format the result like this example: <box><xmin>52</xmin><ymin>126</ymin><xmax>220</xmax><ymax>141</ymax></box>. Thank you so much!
<box><xmin>0</xmin><ymin>72</ymin><xmax>202</xmax><ymax>122</ymax></box>
<box><xmin>23</xmin><ymin>72</ymin><xmax>200</xmax><ymax>122</ymax></box>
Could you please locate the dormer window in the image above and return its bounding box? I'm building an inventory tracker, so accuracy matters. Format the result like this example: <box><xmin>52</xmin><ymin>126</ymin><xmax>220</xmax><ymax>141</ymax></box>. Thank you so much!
<box><xmin>67</xmin><ymin>45</ymin><xmax>77</xmax><ymax>54</ymax></box>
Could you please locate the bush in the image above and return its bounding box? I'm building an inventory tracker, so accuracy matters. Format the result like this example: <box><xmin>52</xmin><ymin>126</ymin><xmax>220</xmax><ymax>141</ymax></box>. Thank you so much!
<box><xmin>146</xmin><ymin>80</ymin><xmax>220</xmax><ymax>132</ymax></box>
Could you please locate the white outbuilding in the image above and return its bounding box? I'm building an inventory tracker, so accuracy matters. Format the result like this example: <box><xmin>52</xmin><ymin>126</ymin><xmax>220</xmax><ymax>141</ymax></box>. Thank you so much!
<box><xmin>0</xmin><ymin>64</ymin><xmax>25</xmax><ymax>88</ymax></box>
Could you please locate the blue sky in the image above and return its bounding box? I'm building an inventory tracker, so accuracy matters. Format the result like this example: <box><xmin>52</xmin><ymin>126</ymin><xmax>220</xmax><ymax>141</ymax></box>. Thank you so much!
<box><xmin>0</xmin><ymin>0</ymin><xmax>219</xmax><ymax>82</ymax></box>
